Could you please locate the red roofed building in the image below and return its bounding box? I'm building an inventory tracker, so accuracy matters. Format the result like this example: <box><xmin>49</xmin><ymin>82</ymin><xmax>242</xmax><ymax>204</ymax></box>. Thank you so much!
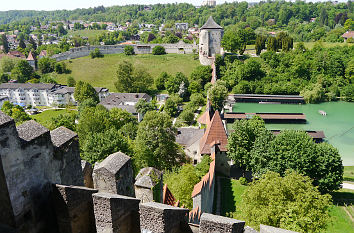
<box><xmin>26</xmin><ymin>51</ymin><xmax>36</xmax><ymax>69</ymax></box>
<box><xmin>39</xmin><ymin>50</ymin><xmax>47</xmax><ymax>58</ymax></box>
<box><xmin>199</xmin><ymin>110</ymin><xmax>228</xmax><ymax>155</ymax></box>
<box><xmin>342</xmin><ymin>31</ymin><xmax>354</xmax><ymax>42</ymax></box>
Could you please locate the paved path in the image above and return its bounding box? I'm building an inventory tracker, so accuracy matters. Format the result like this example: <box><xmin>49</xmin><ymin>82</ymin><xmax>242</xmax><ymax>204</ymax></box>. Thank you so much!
<box><xmin>342</xmin><ymin>182</ymin><xmax>354</xmax><ymax>190</ymax></box>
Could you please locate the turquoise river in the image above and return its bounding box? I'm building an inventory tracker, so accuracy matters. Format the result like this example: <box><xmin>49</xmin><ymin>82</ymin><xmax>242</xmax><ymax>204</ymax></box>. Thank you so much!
<box><xmin>231</xmin><ymin>102</ymin><xmax>354</xmax><ymax>166</ymax></box>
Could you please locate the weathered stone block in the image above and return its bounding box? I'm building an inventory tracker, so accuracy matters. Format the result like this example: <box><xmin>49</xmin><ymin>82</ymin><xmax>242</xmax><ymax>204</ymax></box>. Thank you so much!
<box><xmin>260</xmin><ymin>225</ymin><xmax>299</xmax><ymax>233</ymax></box>
<box><xmin>52</xmin><ymin>184</ymin><xmax>98</xmax><ymax>233</ymax></box>
<box><xmin>93</xmin><ymin>152</ymin><xmax>134</xmax><ymax>197</ymax></box>
<box><xmin>51</xmin><ymin>127</ymin><xmax>84</xmax><ymax>186</ymax></box>
<box><xmin>81</xmin><ymin>160</ymin><xmax>94</xmax><ymax>188</ymax></box>
<box><xmin>93</xmin><ymin>192</ymin><xmax>140</xmax><ymax>233</ymax></box>
<box><xmin>140</xmin><ymin>202</ymin><xmax>191</xmax><ymax>233</ymax></box>
<box><xmin>134</xmin><ymin>167</ymin><xmax>163</xmax><ymax>203</ymax></box>
<box><xmin>199</xmin><ymin>213</ymin><xmax>245</xmax><ymax>233</ymax></box>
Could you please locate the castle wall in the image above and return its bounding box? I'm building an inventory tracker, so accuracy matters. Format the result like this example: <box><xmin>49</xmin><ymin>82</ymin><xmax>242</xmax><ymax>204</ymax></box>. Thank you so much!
<box><xmin>52</xmin><ymin>43</ymin><xmax>198</xmax><ymax>61</ymax></box>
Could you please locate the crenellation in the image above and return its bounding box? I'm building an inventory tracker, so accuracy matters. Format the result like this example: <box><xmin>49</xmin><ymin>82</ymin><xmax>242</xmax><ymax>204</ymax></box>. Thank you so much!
<box><xmin>93</xmin><ymin>192</ymin><xmax>141</xmax><ymax>233</ymax></box>
<box><xmin>199</xmin><ymin>213</ymin><xmax>245</xmax><ymax>233</ymax></box>
<box><xmin>52</xmin><ymin>184</ymin><xmax>98</xmax><ymax>233</ymax></box>
<box><xmin>16</xmin><ymin>120</ymin><xmax>50</xmax><ymax>144</ymax></box>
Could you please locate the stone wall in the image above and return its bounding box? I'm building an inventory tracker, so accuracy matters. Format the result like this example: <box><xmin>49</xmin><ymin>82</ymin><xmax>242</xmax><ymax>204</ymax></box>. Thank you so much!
<box><xmin>52</xmin><ymin>42</ymin><xmax>198</xmax><ymax>61</ymax></box>
<box><xmin>0</xmin><ymin>111</ymin><xmax>84</xmax><ymax>232</ymax></box>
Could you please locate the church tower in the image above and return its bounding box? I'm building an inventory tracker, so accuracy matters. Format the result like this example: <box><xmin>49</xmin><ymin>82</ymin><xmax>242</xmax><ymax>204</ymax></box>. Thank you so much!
<box><xmin>199</xmin><ymin>16</ymin><xmax>223</xmax><ymax>66</ymax></box>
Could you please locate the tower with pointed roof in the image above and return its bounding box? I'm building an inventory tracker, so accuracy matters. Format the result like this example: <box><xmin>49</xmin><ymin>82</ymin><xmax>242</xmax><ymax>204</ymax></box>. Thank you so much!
<box><xmin>199</xmin><ymin>16</ymin><xmax>224</xmax><ymax>66</ymax></box>
<box><xmin>26</xmin><ymin>51</ymin><xmax>36</xmax><ymax>70</ymax></box>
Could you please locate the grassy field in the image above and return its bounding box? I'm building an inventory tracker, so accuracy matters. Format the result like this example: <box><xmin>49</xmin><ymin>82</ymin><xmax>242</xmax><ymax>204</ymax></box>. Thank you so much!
<box><xmin>31</xmin><ymin>109</ymin><xmax>71</xmax><ymax>128</ymax></box>
<box><xmin>54</xmin><ymin>53</ymin><xmax>200</xmax><ymax>91</ymax></box>
<box><xmin>67</xmin><ymin>29</ymin><xmax>107</xmax><ymax>40</ymax></box>
<box><xmin>344</xmin><ymin>166</ymin><xmax>354</xmax><ymax>182</ymax></box>
<box><xmin>220</xmin><ymin>177</ymin><xmax>354</xmax><ymax>232</ymax></box>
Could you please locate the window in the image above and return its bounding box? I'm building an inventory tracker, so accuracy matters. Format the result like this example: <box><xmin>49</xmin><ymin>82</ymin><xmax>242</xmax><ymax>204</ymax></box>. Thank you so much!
<box><xmin>194</xmin><ymin>160</ymin><xmax>198</xmax><ymax>165</ymax></box>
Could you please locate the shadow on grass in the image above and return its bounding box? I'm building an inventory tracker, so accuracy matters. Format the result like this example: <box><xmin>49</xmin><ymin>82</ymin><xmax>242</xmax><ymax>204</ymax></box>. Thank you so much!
<box><xmin>220</xmin><ymin>177</ymin><xmax>236</xmax><ymax>216</ymax></box>
<box><xmin>332</xmin><ymin>190</ymin><xmax>354</xmax><ymax>206</ymax></box>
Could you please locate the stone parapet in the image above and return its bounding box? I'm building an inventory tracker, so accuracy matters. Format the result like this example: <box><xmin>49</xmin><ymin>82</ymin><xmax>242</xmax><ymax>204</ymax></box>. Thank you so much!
<box><xmin>199</xmin><ymin>213</ymin><xmax>245</xmax><ymax>233</ymax></box>
<box><xmin>260</xmin><ymin>225</ymin><xmax>299</xmax><ymax>233</ymax></box>
<box><xmin>93</xmin><ymin>193</ymin><xmax>140</xmax><ymax>233</ymax></box>
<box><xmin>140</xmin><ymin>202</ymin><xmax>191</xmax><ymax>233</ymax></box>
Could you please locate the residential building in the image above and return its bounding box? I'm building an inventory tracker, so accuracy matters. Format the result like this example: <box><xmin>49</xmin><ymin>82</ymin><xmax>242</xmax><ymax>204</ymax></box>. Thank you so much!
<box><xmin>99</xmin><ymin>93</ymin><xmax>152</xmax><ymax>122</ymax></box>
<box><xmin>175</xmin><ymin>23</ymin><xmax>189</xmax><ymax>31</ymax></box>
<box><xmin>0</xmin><ymin>83</ymin><xmax>109</xmax><ymax>107</ymax></box>
<box><xmin>202</xmin><ymin>0</ymin><xmax>216</xmax><ymax>7</ymax></box>
<box><xmin>39</xmin><ymin>50</ymin><xmax>48</xmax><ymax>58</ymax></box>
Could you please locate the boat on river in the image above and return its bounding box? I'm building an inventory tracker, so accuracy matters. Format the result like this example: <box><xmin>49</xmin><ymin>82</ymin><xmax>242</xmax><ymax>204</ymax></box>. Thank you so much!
<box><xmin>319</xmin><ymin>110</ymin><xmax>327</xmax><ymax>116</ymax></box>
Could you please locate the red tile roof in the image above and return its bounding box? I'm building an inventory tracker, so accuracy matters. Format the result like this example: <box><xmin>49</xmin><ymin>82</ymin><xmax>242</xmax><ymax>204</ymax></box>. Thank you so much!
<box><xmin>342</xmin><ymin>31</ymin><xmax>354</xmax><ymax>39</ymax></box>
<box><xmin>26</xmin><ymin>51</ymin><xmax>35</xmax><ymax>61</ymax></box>
<box><xmin>163</xmin><ymin>184</ymin><xmax>180</xmax><ymax>207</ymax></box>
<box><xmin>199</xmin><ymin>110</ymin><xmax>228</xmax><ymax>155</ymax></box>
<box><xmin>39</xmin><ymin>50</ymin><xmax>47</xmax><ymax>57</ymax></box>
<box><xmin>191</xmin><ymin>160</ymin><xmax>215</xmax><ymax>197</ymax></box>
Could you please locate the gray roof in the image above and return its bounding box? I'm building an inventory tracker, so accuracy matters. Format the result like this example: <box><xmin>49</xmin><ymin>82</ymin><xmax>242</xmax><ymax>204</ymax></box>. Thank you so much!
<box><xmin>100</xmin><ymin>93</ymin><xmax>151</xmax><ymax>106</ymax></box>
<box><xmin>0</xmin><ymin>83</ymin><xmax>57</xmax><ymax>90</ymax></box>
<box><xmin>50</xmin><ymin>126</ymin><xmax>77</xmax><ymax>147</ymax></box>
<box><xmin>94</xmin><ymin>152</ymin><xmax>131</xmax><ymax>174</ymax></box>
<box><xmin>0</xmin><ymin>111</ymin><xmax>13</xmax><ymax>126</ymax></box>
<box><xmin>135</xmin><ymin>167</ymin><xmax>162</xmax><ymax>188</ymax></box>
<box><xmin>16</xmin><ymin>120</ymin><xmax>49</xmax><ymax>142</ymax></box>
<box><xmin>176</xmin><ymin>127</ymin><xmax>205</xmax><ymax>146</ymax></box>
<box><xmin>102</xmin><ymin>104</ymin><xmax>137</xmax><ymax>114</ymax></box>
<box><xmin>0</xmin><ymin>96</ymin><xmax>8</xmax><ymax>101</ymax></box>
<box><xmin>53</xmin><ymin>87</ymin><xmax>75</xmax><ymax>94</ymax></box>
<box><xmin>201</xmin><ymin>16</ymin><xmax>223</xmax><ymax>30</ymax></box>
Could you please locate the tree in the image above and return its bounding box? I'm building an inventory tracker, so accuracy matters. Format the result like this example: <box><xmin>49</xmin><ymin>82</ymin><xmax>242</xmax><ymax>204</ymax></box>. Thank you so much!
<box><xmin>208</xmin><ymin>80</ymin><xmax>228</xmax><ymax>112</ymax></box>
<box><xmin>135</xmin><ymin>99</ymin><xmax>155</xmax><ymax>116</ymax></box>
<box><xmin>0</xmin><ymin>73</ymin><xmax>9</xmax><ymax>84</ymax></box>
<box><xmin>319</xmin><ymin>8</ymin><xmax>329</xmax><ymax>26</ymax></box>
<box><xmin>300</xmin><ymin>83</ymin><xmax>325</xmax><ymax>103</ymax></box>
<box><xmin>38</xmin><ymin>57</ymin><xmax>55</xmax><ymax>73</ymax></box>
<box><xmin>1</xmin><ymin>101</ymin><xmax>30</xmax><ymax>124</ymax></box>
<box><xmin>19</xmin><ymin>38</ymin><xmax>26</xmax><ymax>49</ymax></box>
<box><xmin>195</xmin><ymin>155</ymin><xmax>212</xmax><ymax>178</ymax></box>
<box><xmin>11</xmin><ymin>60</ymin><xmax>34</xmax><ymax>83</ymax></box>
<box><xmin>221</xmin><ymin>27</ymin><xmax>249</xmax><ymax>54</ymax></box>
<box><xmin>134</xmin><ymin>111</ymin><xmax>185</xmax><ymax>171</ymax></box>
<box><xmin>0</xmin><ymin>34</ymin><xmax>9</xmax><ymax>53</ymax></box>
<box><xmin>179</xmin><ymin>109</ymin><xmax>194</xmax><ymax>124</ymax></box>
<box><xmin>48</xmin><ymin>112</ymin><xmax>77</xmax><ymax>131</ymax></box>
<box><xmin>164</xmin><ymin>164</ymin><xmax>200</xmax><ymax>209</ymax></box>
<box><xmin>255</xmin><ymin>35</ymin><xmax>266</xmax><ymax>56</ymax></box>
<box><xmin>152</xmin><ymin>45</ymin><xmax>166</xmax><ymax>55</ymax></box>
<box><xmin>239</xmin><ymin>171</ymin><xmax>331</xmax><ymax>233</ymax></box>
<box><xmin>0</xmin><ymin>56</ymin><xmax>17</xmax><ymax>73</ymax></box>
<box><xmin>165</xmin><ymin>72</ymin><xmax>189</xmax><ymax>95</ymax></box>
<box><xmin>190</xmin><ymin>65</ymin><xmax>212</xmax><ymax>88</ymax></box>
<box><xmin>155</xmin><ymin>72</ymin><xmax>169</xmax><ymax>90</ymax></box>
<box><xmin>250</xmin><ymin>130</ymin><xmax>343</xmax><ymax>193</ymax></box>
<box><xmin>115</xmin><ymin>60</ymin><xmax>153</xmax><ymax>93</ymax></box>
<box><xmin>227</xmin><ymin>116</ymin><xmax>269</xmax><ymax>172</ymax></box>
<box><xmin>124</xmin><ymin>45</ymin><xmax>135</xmax><ymax>55</ymax></box>
<box><xmin>74</xmin><ymin>81</ymin><xmax>99</xmax><ymax>104</ymax></box>
<box><xmin>90</xmin><ymin>48</ymin><xmax>103</xmax><ymax>58</ymax></box>
<box><xmin>67</xmin><ymin>76</ymin><xmax>76</xmax><ymax>87</ymax></box>
<box><xmin>28</xmin><ymin>37</ymin><xmax>37</xmax><ymax>50</ymax></box>
<box><xmin>164</xmin><ymin>98</ymin><xmax>178</xmax><ymax>117</ymax></box>
<box><xmin>267</xmin><ymin>37</ymin><xmax>277</xmax><ymax>52</ymax></box>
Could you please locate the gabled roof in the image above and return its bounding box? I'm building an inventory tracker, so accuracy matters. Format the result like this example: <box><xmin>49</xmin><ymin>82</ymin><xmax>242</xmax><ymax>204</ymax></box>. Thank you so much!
<box><xmin>201</xmin><ymin>16</ymin><xmax>223</xmax><ymax>30</ymax></box>
<box><xmin>0</xmin><ymin>111</ymin><xmax>14</xmax><ymax>127</ymax></box>
<box><xmin>26</xmin><ymin>51</ymin><xmax>35</xmax><ymax>61</ymax></box>
<box><xmin>94</xmin><ymin>152</ymin><xmax>131</xmax><ymax>175</ymax></box>
<box><xmin>39</xmin><ymin>50</ymin><xmax>47</xmax><ymax>57</ymax></box>
<box><xmin>199</xmin><ymin>110</ymin><xmax>227</xmax><ymax>154</ymax></box>
<box><xmin>50</xmin><ymin>126</ymin><xmax>77</xmax><ymax>148</ymax></box>
<box><xmin>135</xmin><ymin>167</ymin><xmax>162</xmax><ymax>189</ymax></box>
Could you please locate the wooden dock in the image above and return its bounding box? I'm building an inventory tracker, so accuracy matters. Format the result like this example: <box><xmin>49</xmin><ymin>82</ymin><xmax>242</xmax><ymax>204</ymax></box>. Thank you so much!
<box><xmin>228</xmin><ymin>94</ymin><xmax>305</xmax><ymax>104</ymax></box>
<box><xmin>224</xmin><ymin>112</ymin><xmax>307</xmax><ymax>123</ymax></box>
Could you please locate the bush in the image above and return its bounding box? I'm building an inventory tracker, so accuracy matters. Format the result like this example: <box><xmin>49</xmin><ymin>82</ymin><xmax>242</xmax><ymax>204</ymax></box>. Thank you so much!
<box><xmin>179</xmin><ymin>109</ymin><xmax>194</xmax><ymax>125</ymax></box>
<box><xmin>90</xmin><ymin>48</ymin><xmax>104</xmax><ymax>59</ymax></box>
<box><xmin>124</xmin><ymin>45</ymin><xmax>135</xmax><ymax>55</ymax></box>
<box><xmin>239</xmin><ymin>177</ymin><xmax>248</xmax><ymax>185</ymax></box>
<box><xmin>152</xmin><ymin>45</ymin><xmax>166</xmax><ymax>55</ymax></box>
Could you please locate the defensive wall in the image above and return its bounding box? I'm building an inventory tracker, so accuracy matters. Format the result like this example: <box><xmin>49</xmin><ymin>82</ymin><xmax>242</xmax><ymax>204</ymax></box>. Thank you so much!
<box><xmin>52</xmin><ymin>41</ymin><xmax>198</xmax><ymax>61</ymax></box>
<box><xmin>0</xmin><ymin>110</ymin><xmax>298</xmax><ymax>233</ymax></box>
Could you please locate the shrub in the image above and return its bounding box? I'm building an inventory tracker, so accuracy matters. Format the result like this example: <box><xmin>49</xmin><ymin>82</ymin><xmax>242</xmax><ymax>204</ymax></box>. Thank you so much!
<box><xmin>152</xmin><ymin>45</ymin><xmax>166</xmax><ymax>55</ymax></box>
<box><xmin>90</xmin><ymin>48</ymin><xmax>103</xmax><ymax>58</ymax></box>
<box><xmin>124</xmin><ymin>45</ymin><xmax>135</xmax><ymax>55</ymax></box>
<box><xmin>239</xmin><ymin>177</ymin><xmax>248</xmax><ymax>185</ymax></box>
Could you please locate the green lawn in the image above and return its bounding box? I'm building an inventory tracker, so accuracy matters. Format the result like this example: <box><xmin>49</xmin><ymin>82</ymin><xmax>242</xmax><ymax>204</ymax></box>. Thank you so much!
<box><xmin>31</xmin><ymin>109</ymin><xmax>70</xmax><ymax>128</ymax></box>
<box><xmin>297</xmin><ymin>42</ymin><xmax>353</xmax><ymax>50</ymax></box>
<box><xmin>67</xmin><ymin>29</ymin><xmax>107</xmax><ymax>40</ymax></box>
<box><xmin>220</xmin><ymin>178</ymin><xmax>248</xmax><ymax>216</ymax></box>
<box><xmin>54</xmin><ymin>53</ymin><xmax>200</xmax><ymax>91</ymax></box>
<box><xmin>344</xmin><ymin>166</ymin><xmax>354</xmax><ymax>182</ymax></box>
